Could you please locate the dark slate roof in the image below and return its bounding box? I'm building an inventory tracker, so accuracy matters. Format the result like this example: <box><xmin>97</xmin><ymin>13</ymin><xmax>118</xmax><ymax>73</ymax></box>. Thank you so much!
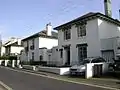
<box><xmin>22</xmin><ymin>30</ymin><xmax>58</xmax><ymax>41</ymax></box>
<box><xmin>54</xmin><ymin>12</ymin><xmax>120</xmax><ymax>30</ymax></box>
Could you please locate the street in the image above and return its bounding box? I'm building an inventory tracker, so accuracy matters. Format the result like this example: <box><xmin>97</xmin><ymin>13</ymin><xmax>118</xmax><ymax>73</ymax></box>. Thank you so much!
<box><xmin>0</xmin><ymin>66</ymin><xmax>109</xmax><ymax>90</ymax></box>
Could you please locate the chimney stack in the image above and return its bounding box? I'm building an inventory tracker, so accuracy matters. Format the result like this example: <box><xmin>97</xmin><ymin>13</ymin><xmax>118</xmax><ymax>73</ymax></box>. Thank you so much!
<box><xmin>46</xmin><ymin>23</ymin><xmax>52</xmax><ymax>36</ymax></box>
<box><xmin>104</xmin><ymin>0</ymin><xmax>112</xmax><ymax>17</ymax></box>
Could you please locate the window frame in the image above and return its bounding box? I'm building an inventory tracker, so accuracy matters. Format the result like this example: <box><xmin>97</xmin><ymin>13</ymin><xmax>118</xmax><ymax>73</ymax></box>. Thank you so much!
<box><xmin>77</xmin><ymin>24</ymin><xmax>86</xmax><ymax>37</ymax></box>
<box><xmin>64</xmin><ymin>29</ymin><xmax>71</xmax><ymax>40</ymax></box>
<box><xmin>78</xmin><ymin>44</ymin><xmax>87</xmax><ymax>62</ymax></box>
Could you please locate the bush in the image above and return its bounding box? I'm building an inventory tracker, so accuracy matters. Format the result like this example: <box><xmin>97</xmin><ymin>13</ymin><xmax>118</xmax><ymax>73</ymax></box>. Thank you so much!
<box><xmin>0</xmin><ymin>56</ymin><xmax>17</xmax><ymax>60</ymax></box>
<box><xmin>8</xmin><ymin>56</ymin><xmax>17</xmax><ymax>60</ymax></box>
<box><xmin>30</xmin><ymin>61</ymin><xmax>47</xmax><ymax>65</ymax></box>
<box><xmin>21</xmin><ymin>61</ymin><xmax>30</xmax><ymax>65</ymax></box>
<box><xmin>0</xmin><ymin>56</ymin><xmax>9</xmax><ymax>60</ymax></box>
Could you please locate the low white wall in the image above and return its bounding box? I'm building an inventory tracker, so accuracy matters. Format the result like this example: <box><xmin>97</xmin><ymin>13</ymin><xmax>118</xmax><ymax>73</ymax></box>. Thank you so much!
<box><xmin>22</xmin><ymin>65</ymin><xmax>36</xmax><ymax>71</ymax></box>
<box><xmin>85</xmin><ymin>63</ymin><xmax>109</xmax><ymax>79</ymax></box>
<box><xmin>38</xmin><ymin>66</ymin><xmax>70</xmax><ymax>75</ymax></box>
<box><xmin>0</xmin><ymin>60</ymin><xmax>4</xmax><ymax>65</ymax></box>
<box><xmin>91</xmin><ymin>63</ymin><xmax>109</xmax><ymax>74</ymax></box>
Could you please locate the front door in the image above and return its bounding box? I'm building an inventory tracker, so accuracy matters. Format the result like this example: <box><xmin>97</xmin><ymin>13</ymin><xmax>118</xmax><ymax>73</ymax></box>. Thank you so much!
<box><xmin>65</xmin><ymin>47</ymin><xmax>70</xmax><ymax>65</ymax></box>
<box><xmin>67</xmin><ymin>48</ymin><xmax>70</xmax><ymax>65</ymax></box>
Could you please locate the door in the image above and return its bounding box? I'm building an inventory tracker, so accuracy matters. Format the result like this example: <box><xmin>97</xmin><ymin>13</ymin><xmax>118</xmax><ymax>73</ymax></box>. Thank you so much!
<box><xmin>67</xmin><ymin>48</ymin><xmax>70</xmax><ymax>65</ymax></box>
<box><xmin>64</xmin><ymin>47</ymin><xmax>70</xmax><ymax>65</ymax></box>
<box><xmin>102</xmin><ymin>50</ymin><xmax>114</xmax><ymax>63</ymax></box>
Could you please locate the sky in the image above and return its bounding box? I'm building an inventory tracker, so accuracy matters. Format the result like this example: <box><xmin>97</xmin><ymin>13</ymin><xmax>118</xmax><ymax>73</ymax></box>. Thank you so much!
<box><xmin>0</xmin><ymin>0</ymin><xmax>120</xmax><ymax>41</ymax></box>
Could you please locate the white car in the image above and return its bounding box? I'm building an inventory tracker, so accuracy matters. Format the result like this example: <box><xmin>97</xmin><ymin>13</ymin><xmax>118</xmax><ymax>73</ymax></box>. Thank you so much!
<box><xmin>70</xmin><ymin>57</ymin><xmax>106</xmax><ymax>75</ymax></box>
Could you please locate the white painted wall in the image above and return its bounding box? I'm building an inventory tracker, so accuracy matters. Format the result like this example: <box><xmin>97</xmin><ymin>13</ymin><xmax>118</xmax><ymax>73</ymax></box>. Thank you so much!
<box><xmin>98</xmin><ymin>18</ymin><xmax>120</xmax><ymax>59</ymax></box>
<box><xmin>58</xmin><ymin>19</ymin><xmax>102</xmax><ymax>65</ymax></box>
<box><xmin>10</xmin><ymin>46</ymin><xmax>24</xmax><ymax>54</ymax></box>
<box><xmin>1</xmin><ymin>46</ymin><xmax>5</xmax><ymax>56</ymax></box>
<box><xmin>58</xmin><ymin>18</ymin><xmax>120</xmax><ymax>65</ymax></box>
<box><xmin>86</xmin><ymin>19</ymin><xmax>101</xmax><ymax>57</ymax></box>
<box><xmin>98</xmin><ymin>19</ymin><xmax>120</xmax><ymax>39</ymax></box>
<box><xmin>21</xmin><ymin>36</ymin><xmax>58</xmax><ymax>62</ymax></box>
<box><xmin>39</xmin><ymin>37</ymin><xmax>58</xmax><ymax>49</ymax></box>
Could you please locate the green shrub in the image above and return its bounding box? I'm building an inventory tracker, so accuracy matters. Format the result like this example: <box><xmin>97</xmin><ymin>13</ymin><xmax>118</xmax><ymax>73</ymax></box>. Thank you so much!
<box><xmin>0</xmin><ymin>56</ymin><xmax>17</xmax><ymax>60</ymax></box>
<box><xmin>8</xmin><ymin>56</ymin><xmax>17</xmax><ymax>60</ymax></box>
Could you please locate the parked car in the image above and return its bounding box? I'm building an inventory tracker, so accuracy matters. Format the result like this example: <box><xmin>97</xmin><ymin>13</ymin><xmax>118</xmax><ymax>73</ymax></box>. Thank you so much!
<box><xmin>70</xmin><ymin>57</ymin><xmax>106</xmax><ymax>75</ymax></box>
<box><xmin>109</xmin><ymin>60</ymin><xmax>120</xmax><ymax>71</ymax></box>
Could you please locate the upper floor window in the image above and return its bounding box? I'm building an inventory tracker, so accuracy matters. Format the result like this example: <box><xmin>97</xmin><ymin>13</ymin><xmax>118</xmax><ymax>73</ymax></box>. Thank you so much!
<box><xmin>30</xmin><ymin>39</ymin><xmax>35</xmax><ymax>50</ymax></box>
<box><xmin>64</xmin><ymin>29</ymin><xmax>71</xmax><ymax>40</ymax></box>
<box><xmin>32</xmin><ymin>39</ymin><xmax>34</xmax><ymax>46</ymax></box>
<box><xmin>77</xmin><ymin>24</ymin><xmax>86</xmax><ymax>37</ymax></box>
<box><xmin>31</xmin><ymin>52</ymin><xmax>34</xmax><ymax>61</ymax></box>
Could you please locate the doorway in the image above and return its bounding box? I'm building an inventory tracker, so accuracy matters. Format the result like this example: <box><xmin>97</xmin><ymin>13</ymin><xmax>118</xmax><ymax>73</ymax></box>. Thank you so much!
<box><xmin>65</xmin><ymin>47</ymin><xmax>70</xmax><ymax>65</ymax></box>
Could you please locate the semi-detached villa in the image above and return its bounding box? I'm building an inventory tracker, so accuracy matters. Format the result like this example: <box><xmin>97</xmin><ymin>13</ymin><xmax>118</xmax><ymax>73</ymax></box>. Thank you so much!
<box><xmin>1</xmin><ymin>38</ymin><xmax>23</xmax><ymax>56</ymax></box>
<box><xmin>53</xmin><ymin>12</ymin><xmax>120</xmax><ymax>66</ymax></box>
<box><xmin>20</xmin><ymin>23</ymin><xmax>58</xmax><ymax>63</ymax></box>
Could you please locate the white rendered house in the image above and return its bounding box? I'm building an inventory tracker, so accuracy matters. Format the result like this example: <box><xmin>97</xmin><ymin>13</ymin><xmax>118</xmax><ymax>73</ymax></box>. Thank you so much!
<box><xmin>54</xmin><ymin>12</ymin><xmax>120</xmax><ymax>66</ymax></box>
<box><xmin>3</xmin><ymin>38</ymin><xmax>23</xmax><ymax>56</ymax></box>
<box><xmin>20</xmin><ymin>23</ymin><xmax>58</xmax><ymax>62</ymax></box>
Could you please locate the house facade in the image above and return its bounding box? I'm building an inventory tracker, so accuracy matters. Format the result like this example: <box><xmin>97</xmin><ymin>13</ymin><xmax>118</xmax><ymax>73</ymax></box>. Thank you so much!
<box><xmin>3</xmin><ymin>38</ymin><xmax>23</xmax><ymax>56</ymax></box>
<box><xmin>20</xmin><ymin>23</ymin><xmax>58</xmax><ymax>62</ymax></box>
<box><xmin>54</xmin><ymin>12</ymin><xmax>120</xmax><ymax>66</ymax></box>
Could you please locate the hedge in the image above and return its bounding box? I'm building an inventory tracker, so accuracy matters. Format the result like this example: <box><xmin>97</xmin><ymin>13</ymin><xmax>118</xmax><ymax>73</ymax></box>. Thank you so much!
<box><xmin>0</xmin><ymin>56</ymin><xmax>17</xmax><ymax>60</ymax></box>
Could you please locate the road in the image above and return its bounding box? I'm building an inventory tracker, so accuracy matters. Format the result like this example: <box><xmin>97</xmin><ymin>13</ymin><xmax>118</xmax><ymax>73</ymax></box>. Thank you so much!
<box><xmin>0</xmin><ymin>66</ymin><xmax>109</xmax><ymax>90</ymax></box>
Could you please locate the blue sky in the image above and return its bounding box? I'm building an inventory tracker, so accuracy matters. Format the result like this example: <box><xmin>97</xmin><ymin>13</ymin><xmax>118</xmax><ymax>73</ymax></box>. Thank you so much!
<box><xmin>0</xmin><ymin>0</ymin><xmax>120</xmax><ymax>41</ymax></box>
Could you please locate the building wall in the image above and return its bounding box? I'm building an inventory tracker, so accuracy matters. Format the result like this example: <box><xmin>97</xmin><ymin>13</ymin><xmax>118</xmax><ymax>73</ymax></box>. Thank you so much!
<box><xmin>58</xmin><ymin>18</ymin><xmax>102</xmax><ymax>65</ymax></box>
<box><xmin>22</xmin><ymin>37</ymin><xmax>40</xmax><ymax>61</ymax></box>
<box><xmin>98</xmin><ymin>18</ymin><xmax>120</xmax><ymax>59</ymax></box>
<box><xmin>98</xmin><ymin>19</ymin><xmax>120</xmax><ymax>39</ymax></box>
<box><xmin>39</xmin><ymin>37</ymin><xmax>58</xmax><ymax>49</ymax></box>
<box><xmin>39</xmin><ymin>48</ymin><xmax>48</xmax><ymax>62</ymax></box>
<box><xmin>1</xmin><ymin>46</ymin><xmax>5</xmax><ymax>56</ymax></box>
<box><xmin>86</xmin><ymin>19</ymin><xmax>101</xmax><ymax>57</ymax></box>
<box><xmin>10</xmin><ymin>46</ymin><xmax>24</xmax><ymax>54</ymax></box>
<box><xmin>21</xmin><ymin>37</ymin><xmax>58</xmax><ymax>62</ymax></box>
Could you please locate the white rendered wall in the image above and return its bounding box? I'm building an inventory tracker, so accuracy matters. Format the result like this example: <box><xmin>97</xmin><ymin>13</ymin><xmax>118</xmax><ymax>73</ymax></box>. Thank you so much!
<box><xmin>11</xmin><ymin>46</ymin><xmax>24</xmax><ymax>54</ymax></box>
<box><xmin>1</xmin><ymin>46</ymin><xmax>5</xmax><ymax>56</ymax></box>
<box><xmin>58</xmin><ymin>19</ymin><xmax>102</xmax><ymax>65</ymax></box>
<box><xmin>39</xmin><ymin>37</ymin><xmax>58</xmax><ymax>49</ymax></box>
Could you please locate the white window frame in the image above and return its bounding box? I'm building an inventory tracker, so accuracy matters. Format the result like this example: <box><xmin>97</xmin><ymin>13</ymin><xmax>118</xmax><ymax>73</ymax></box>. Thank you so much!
<box><xmin>64</xmin><ymin>29</ymin><xmax>71</xmax><ymax>40</ymax></box>
<box><xmin>78</xmin><ymin>44</ymin><xmax>87</xmax><ymax>62</ymax></box>
<box><xmin>77</xmin><ymin>24</ymin><xmax>86</xmax><ymax>37</ymax></box>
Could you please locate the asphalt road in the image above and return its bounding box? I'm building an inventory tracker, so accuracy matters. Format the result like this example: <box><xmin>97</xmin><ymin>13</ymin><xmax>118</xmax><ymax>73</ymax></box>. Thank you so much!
<box><xmin>0</xmin><ymin>67</ymin><xmax>109</xmax><ymax>90</ymax></box>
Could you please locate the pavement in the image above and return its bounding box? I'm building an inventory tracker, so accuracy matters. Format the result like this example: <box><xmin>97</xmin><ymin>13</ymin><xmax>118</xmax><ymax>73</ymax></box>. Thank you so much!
<box><xmin>0</xmin><ymin>81</ymin><xmax>9</xmax><ymax>90</ymax></box>
<box><xmin>0</xmin><ymin>84</ymin><xmax>7</xmax><ymax>90</ymax></box>
<box><xmin>0</xmin><ymin>66</ymin><xmax>112</xmax><ymax>90</ymax></box>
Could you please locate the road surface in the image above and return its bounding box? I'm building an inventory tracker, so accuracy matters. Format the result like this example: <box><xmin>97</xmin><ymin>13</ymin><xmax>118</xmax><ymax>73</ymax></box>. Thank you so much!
<box><xmin>0</xmin><ymin>66</ymin><xmax>109</xmax><ymax>90</ymax></box>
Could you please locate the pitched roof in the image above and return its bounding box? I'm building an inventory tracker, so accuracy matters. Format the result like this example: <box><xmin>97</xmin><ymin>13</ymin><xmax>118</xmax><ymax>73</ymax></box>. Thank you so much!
<box><xmin>54</xmin><ymin>12</ymin><xmax>120</xmax><ymax>30</ymax></box>
<box><xmin>22</xmin><ymin>30</ymin><xmax>58</xmax><ymax>41</ymax></box>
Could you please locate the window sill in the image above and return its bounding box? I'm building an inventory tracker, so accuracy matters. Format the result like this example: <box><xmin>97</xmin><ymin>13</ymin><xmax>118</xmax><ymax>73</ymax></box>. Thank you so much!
<box><xmin>64</xmin><ymin>39</ymin><xmax>71</xmax><ymax>42</ymax></box>
<box><xmin>77</xmin><ymin>36</ymin><xmax>86</xmax><ymax>39</ymax></box>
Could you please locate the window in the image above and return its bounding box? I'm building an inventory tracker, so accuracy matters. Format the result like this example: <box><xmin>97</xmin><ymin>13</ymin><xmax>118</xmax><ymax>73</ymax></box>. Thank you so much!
<box><xmin>77</xmin><ymin>24</ymin><xmax>86</xmax><ymax>37</ymax></box>
<box><xmin>60</xmin><ymin>49</ymin><xmax>63</xmax><ymax>58</ymax></box>
<box><xmin>64</xmin><ymin>29</ymin><xmax>71</xmax><ymax>40</ymax></box>
<box><xmin>78</xmin><ymin>44</ymin><xmax>87</xmax><ymax>61</ymax></box>
<box><xmin>32</xmin><ymin>52</ymin><xmax>34</xmax><ymax>61</ymax></box>
<box><xmin>59</xmin><ymin>49</ymin><xmax>63</xmax><ymax>58</ymax></box>
<box><xmin>40</xmin><ymin>55</ymin><xmax>43</xmax><ymax>61</ymax></box>
<box><xmin>32</xmin><ymin>39</ymin><xmax>34</xmax><ymax>46</ymax></box>
<box><xmin>30</xmin><ymin>39</ymin><xmax>35</xmax><ymax>50</ymax></box>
